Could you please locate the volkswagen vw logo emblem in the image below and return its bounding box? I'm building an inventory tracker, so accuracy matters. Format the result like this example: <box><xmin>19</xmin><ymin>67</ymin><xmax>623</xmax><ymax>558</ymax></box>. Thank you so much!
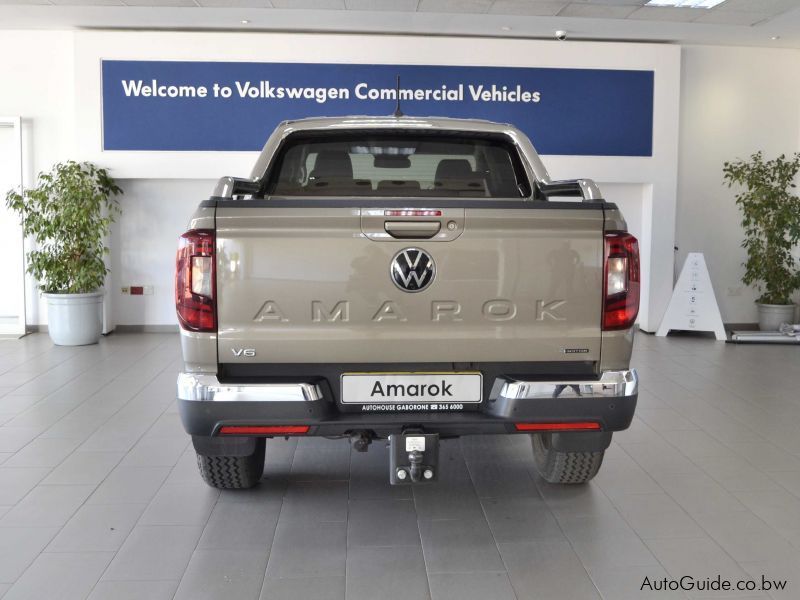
<box><xmin>390</xmin><ymin>248</ymin><xmax>435</xmax><ymax>293</ymax></box>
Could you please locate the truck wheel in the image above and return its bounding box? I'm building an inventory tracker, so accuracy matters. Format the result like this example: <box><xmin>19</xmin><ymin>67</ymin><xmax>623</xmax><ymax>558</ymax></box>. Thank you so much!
<box><xmin>531</xmin><ymin>433</ymin><xmax>604</xmax><ymax>484</ymax></box>
<box><xmin>195</xmin><ymin>439</ymin><xmax>265</xmax><ymax>489</ymax></box>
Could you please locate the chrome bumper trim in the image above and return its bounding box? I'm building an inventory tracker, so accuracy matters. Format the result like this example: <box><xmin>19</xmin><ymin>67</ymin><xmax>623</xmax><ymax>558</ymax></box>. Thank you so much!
<box><xmin>499</xmin><ymin>369</ymin><xmax>638</xmax><ymax>400</ymax></box>
<box><xmin>177</xmin><ymin>372</ymin><xmax>323</xmax><ymax>402</ymax></box>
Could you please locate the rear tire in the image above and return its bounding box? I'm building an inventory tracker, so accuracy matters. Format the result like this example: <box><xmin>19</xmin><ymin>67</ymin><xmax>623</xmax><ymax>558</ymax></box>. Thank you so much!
<box><xmin>196</xmin><ymin>439</ymin><xmax>265</xmax><ymax>489</ymax></box>
<box><xmin>531</xmin><ymin>433</ymin><xmax>604</xmax><ymax>484</ymax></box>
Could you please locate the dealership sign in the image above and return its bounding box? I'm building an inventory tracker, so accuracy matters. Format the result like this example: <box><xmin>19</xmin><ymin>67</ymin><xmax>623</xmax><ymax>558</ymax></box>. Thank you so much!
<box><xmin>101</xmin><ymin>60</ymin><xmax>654</xmax><ymax>156</ymax></box>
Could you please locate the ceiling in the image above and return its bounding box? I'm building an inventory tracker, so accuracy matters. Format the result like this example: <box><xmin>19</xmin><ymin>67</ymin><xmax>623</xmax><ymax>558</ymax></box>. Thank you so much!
<box><xmin>1</xmin><ymin>0</ymin><xmax>800</xmax><ymax>47</ymax></box>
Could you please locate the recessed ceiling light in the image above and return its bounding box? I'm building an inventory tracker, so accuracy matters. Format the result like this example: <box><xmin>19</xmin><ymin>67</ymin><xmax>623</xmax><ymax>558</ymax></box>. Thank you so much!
<box><xmin>501</xmin><ymin>26</ymin><xmax>512</xmax><ymax>31</ymax></box>
<box><xmin>240</xmin><ymin>19</ymin><xmax>250</xmax><ymax>24</ymax></box>
<box><xmin>646</xmin><ymin>0</ymin><xmax>726</xmax><ymax>7</ymax></box>
<box><xmin>771</xmin><ymin>35</ymin><xmax>780</xmax><ymax>40</ymax></box>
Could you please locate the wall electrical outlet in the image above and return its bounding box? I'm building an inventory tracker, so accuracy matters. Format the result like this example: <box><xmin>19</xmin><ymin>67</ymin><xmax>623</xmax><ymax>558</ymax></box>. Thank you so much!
<box><xmin>121</xmin><ymin>287</ymin><xmax>129</xmax><ymax>294</ymax></box>
<box><xmin>143</xmin><ymin>286</ymin><xmax>154</xmax><ymax>295</ymax></box>
<box><xmin>726</xmin><ymin>286</ymin><xmax>743</xmax><ymax>297</ymax></box>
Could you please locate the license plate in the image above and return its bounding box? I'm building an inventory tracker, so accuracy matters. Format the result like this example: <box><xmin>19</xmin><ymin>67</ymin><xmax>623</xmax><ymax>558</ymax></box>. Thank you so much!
<box><xmin>341</xmin><ymin>372</ymin><xmax>482</xmax><ymax>405</ymax></box>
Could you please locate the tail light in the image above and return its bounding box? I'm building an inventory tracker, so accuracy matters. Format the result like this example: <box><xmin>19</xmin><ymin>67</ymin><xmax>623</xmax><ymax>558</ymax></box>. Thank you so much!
<box><xmin>175</xmin><ymin>229</ymin><xmax>216</xmax><ymax>332</ymax></box>
<box><xmin>603</xmin><ymin>232</ymin><xmax>640</xmax><ymax>331</ymax></box>
<box><xmin>219</xmin><ymin>425</ymin><xmax>310</xmax><ymax>435</ymax></box>
<box><xmin>515</xmin><ymin>422</ymin><xmax>601</xmax><ymax>432</ymax></box>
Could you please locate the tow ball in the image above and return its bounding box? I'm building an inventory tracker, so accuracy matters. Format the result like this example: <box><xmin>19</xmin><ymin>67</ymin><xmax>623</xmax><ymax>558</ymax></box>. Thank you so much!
<box><xmin>389</xmin><ymin>433</ymin><xmax>439</xmax><ymax>484</ymax></box>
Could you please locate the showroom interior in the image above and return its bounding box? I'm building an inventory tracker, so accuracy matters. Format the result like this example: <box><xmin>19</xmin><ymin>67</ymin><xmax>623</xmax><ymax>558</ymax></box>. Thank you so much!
<box><xmin>1</xmin><ymin>1</ymin><xmax>800</xmax><ymax>599</ymax></box>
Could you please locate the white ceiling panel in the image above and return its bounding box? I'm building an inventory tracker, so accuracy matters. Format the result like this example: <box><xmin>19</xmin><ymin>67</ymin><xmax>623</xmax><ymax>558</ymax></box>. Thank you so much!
<box><xmin>345</xmin><ymin>0</ymin><xmax>417</xmax><ymax>10</ymax></box>
<box><xmin>694</xmin><ymin>10</ymin><xmax>770</xmax><ymax>24</ymax></box>
<box><xmin>714</xmin><ymin>0</ymin><xmax>799</xmax><ymax>12</ymax></box>
<box><xmin>122</xmin><ymin>0</ymin><xmax>197</xmax><ymax>5</ymax></box>
<box><xmin>417</xmin><ymin>0</ymin><xmax>493</xmax><ymax>13</ymax></box>
<box><xmin>0</xmin><ymin>0</ymin><xmax>51</xmax><ymax>4</ymax></box>
<box><xmin>489</xmin><ymin>0</ymin><xmax>568</xmax><ymax>16</ymax></box>
<box><xmin>567</xmin><ymin>0</ymin><xmax>646</xmax><ymax>4</ymax></box>
<box><xmin>627</xmin><ymin>5</ymin><xmax>702</xmax><ymax>21</ymax></box>
<box><xmin>195</xmin><ymin>0</ymin><xmax>270</xmax><ymax>7</ymax></box>
<box><xmin>270</xmin><ymin>0</ymin><xmax>344</xmax><ymax>9</ymax></box>
<box><xmin>51</xmin><ymin>0</ymin><xmax>124</xmax><ymax>5</ymax></box>
<box><xmin>558</xmin><ymin>2</ymin><xmax>640</xmax><ymax>18</ymax></box>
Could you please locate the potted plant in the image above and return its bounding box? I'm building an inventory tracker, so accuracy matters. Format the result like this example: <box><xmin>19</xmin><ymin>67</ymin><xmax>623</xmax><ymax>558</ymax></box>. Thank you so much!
<box><xmin>5</xmin><ymin>161</ymin><xmax>122</xmax><ymax>345</ymax></box>
<box><xmin>723</xmin><ymin>151</ymin><xmax>800</xmax><ymax>330</ymax></box>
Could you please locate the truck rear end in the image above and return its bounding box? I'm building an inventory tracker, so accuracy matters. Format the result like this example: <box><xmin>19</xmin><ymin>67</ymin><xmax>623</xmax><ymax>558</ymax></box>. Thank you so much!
<box><xmin>176</xmin><ymin>117</ymin><xmax>639</xmax><ymax>489</ymax></box>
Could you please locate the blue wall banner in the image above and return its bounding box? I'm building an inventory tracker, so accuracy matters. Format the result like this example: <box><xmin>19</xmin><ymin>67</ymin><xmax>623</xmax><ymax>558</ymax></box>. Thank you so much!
<box><xmin>101</xmin><ymin>60</ymin><xmax>654</xmax><ymax>156</ymax></box>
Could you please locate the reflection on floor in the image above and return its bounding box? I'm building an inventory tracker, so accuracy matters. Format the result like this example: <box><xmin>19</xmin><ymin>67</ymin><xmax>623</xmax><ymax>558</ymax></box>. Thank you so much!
<box><xmin>0</xmin><ymin>332</ymin><xmax>798</xmax><ymax>599</ymax></box>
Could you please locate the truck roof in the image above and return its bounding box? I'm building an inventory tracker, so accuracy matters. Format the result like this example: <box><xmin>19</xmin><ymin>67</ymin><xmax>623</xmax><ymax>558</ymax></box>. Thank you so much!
<box><xmin>280</xmin><ymin>115</ymin><xmax>515</xmax><ymax>132</ymax></box>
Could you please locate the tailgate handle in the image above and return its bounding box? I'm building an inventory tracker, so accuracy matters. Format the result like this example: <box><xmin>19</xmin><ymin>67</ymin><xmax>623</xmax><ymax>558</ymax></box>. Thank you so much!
<box><xmin>384</xmin><ymin>221</ymin><xmax>441</xmax><ymax>239</ymax></box>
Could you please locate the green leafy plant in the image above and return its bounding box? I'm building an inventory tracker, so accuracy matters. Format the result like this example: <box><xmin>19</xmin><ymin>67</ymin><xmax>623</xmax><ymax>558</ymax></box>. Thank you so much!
<box><xmin>5</xmin><ymin>161</ymin><xmax>122</xmax><ymax>294</ymax></box>
<box><xmin>723</xmin><ymin>152</ymin><xmax>800</xmax><ymax>305</ymax></box>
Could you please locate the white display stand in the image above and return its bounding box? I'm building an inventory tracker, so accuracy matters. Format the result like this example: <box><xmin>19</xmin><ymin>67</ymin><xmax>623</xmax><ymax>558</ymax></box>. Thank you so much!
<box><xmin>656</xmin><ymin>252</ymin><xmax>727</xmax><ymax>341</ymax></box>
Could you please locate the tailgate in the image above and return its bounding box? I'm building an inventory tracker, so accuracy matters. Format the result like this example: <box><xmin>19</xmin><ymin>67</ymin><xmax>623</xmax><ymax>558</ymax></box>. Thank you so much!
<box><xmin>216</xmin><ymin>203</ymin><xmax>604</xmax><ymax>365</ymax></box>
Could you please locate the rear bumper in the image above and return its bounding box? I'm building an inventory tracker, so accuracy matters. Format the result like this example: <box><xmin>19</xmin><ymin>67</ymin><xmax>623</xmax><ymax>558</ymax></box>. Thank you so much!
<box><xmin>177</xmin><ymin>369</ymin><xmax>638</xmax><ymax>438</ymax></box>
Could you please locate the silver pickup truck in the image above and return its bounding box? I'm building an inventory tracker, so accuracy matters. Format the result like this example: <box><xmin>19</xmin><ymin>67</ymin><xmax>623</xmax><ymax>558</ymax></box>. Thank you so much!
<box><xmin>175</xmin><ymin>116</ymin><xmax>639</xmax><ymax>489</ymax></box>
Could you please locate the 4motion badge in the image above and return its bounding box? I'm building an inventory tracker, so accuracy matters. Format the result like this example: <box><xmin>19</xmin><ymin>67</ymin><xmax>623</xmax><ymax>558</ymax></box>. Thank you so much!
<box><xmin>390</xmin><ymin>248</ymin><xmax>435</xmax><ymax>293</ymax></box>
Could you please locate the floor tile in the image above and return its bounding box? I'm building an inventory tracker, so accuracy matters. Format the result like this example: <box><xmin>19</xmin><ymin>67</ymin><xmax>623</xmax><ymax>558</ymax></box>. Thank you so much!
<box><xmin>86</xmin><ymin>465</ymin><xmax>171</xmax><ymax>505</ymax></box>
<box><xmin>87</xmin><ymin>580</ymin><xmax>179</xmax><ymax>600</ymax></box>
<box><xmin>138</xmin><ymin>482</ymin><xmax>219</xmax><ymax>526</ymax></box>
<box><xmin>260</xmin><ymin>576</ymin><xmax>344</xmax><ymax>600</ymax></box>
<box><xmin>279</xmin><ymin>481</ymin><xmax>348</xmax><ymax>523</ymax></box>
<box><xmin>481</xmin><ymin>495</ymin><xmax>564</xmax><ymax>542</ymax></box>
<box><xmin>0</xmin><ymin>527</ymin><xmax>60</xmax><ymax>583</ymax></box>
<box><xmin>266</xmin><ymin>520</ymin><xmax>347</xmax><ymax>579</ymax></box>
<box><xmin>2</xmin><ymin>437</ymin><xmax>82</xmax><ymax>468</ymax></box>
<box><xmin>198</xmin><ymin>498</ymin><xmax>281</xmax><ymax>550</ymax></box>
<box><xmin>345</xmin><ymin>545</ymin><xmax>429</xmax><ymax>600</ymax></box>
<box><xmin>347</xmin><ymin>498</ymin><xmax>420</xmax><ymax>547</ymax></box>
<box><xmin>499</xmin><ymin>540</ymin><xmax>602</xmax><ymax>600</ymax></box>
<box><xmin>2</xmin><ymin>552</ymin><xmax>113</xmax><ymax>600</ymax></box>
<box><xmin>173</xmin><ymin>548</ymin><xmax>270</xmax><ymax>600</ymax></box>
<box><xmin>418</xmin><ymin>518</ymin><xmax>504</xmax><ymax>574</ymax></box>
<box><xmin>0</xmin><ymin>467</ymin><xmax>51</xmax><ymax>505</ymax></box>
<box><xmin>101</xmin><ymin>525</ymin><xmax>203</xmax><ymax>581</ymax></box>
<box><xmin>42</xmin><ymin>451</ymin><xmax>124</xmax><ymax>485</ymax></box>
<box><xmin>429</xmin><ymin>572</ymin><xmax>516</xmax><ymax>600</ymax></box>
<box><xmin>47</xmin><ymin>503</ymin><xmax>146</xmax><ymax>552</ymax></box>
<box><xmin>0</xmin><ymin>484</ymin><xmax>95</xmax><ymax>528</ymax></box>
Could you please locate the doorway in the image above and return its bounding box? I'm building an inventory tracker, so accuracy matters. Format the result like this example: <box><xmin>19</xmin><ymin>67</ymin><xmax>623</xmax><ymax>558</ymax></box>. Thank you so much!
<box><xmin>0</xmin><ymin>117</ymin><xmax>27</xmax><ymax>336</ymax></box>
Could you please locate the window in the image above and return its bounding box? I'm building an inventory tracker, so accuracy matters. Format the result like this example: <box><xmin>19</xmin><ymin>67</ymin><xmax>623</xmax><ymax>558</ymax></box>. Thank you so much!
<box><xmin>264</xmin><ymin>131</ymin><xmax>530</xmax><ymax>198</ymax></box>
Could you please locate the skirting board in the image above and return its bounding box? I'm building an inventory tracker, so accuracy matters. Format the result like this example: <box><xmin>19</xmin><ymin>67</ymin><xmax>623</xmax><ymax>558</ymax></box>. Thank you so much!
<box><xmin>27</xmin><ymin>324</ymin><xmax>179</xmax><ymax>334</ymax></box>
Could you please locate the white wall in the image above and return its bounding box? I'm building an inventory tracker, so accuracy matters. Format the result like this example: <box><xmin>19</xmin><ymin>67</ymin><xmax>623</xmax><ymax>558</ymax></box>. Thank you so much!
<box><xmin>111</xmin><ymin>179</ymin><xmax>212</xmax><ymax>326</ymax></box>
<box><xmin>677</xmin><ymin>45</ymin><xmax>800</xmax><ymax>324</ymax></box>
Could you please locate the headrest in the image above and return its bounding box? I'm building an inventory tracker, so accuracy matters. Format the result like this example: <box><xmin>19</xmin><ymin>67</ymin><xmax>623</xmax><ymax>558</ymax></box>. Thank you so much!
<box><xmin>310</xmin><ymin>151</ymin><xmax>353</xmax><ymax>180</ymax></box>
<box><xmin>435</xmin><ymin>159</ymin><xmax>474</xmax><ymax>182</ymax></box>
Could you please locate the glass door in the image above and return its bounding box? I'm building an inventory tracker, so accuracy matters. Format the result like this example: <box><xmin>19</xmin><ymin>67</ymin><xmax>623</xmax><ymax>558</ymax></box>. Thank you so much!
<box><xmin>0</xmin><ymin>117</ymin><xmax>27</xmax><ymax>336</ymax></box>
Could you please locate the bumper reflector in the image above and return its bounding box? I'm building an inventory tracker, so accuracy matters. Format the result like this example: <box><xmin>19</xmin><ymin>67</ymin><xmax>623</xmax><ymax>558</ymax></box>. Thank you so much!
<box><xmin>514</xmin><ymin>422</ymin><xmax>601</xmax><ymax>432</ymax></box>
<box><xmin>219</xmin><ymin>425</ymin><xmax>310</xmax><ymax>435</ymax></box>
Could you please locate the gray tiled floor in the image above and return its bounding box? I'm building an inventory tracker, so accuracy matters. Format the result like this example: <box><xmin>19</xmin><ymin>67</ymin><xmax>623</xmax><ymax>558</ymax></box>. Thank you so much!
<box><xmin>0</xmin><ymin>333</ymin><xmax>798</xmax><ymax>599</ymax></box>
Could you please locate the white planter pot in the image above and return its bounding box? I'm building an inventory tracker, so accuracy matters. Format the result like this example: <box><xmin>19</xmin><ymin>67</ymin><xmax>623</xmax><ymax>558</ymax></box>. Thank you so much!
<box><xmin>43</xmin><ymin>291</ymin><xmax>104</xmax><ymax>346</ymax></box>
<box><xmin>756</xmin><ymin>302</ymin><xmax>796</xmax><ymax>331</ymax></box>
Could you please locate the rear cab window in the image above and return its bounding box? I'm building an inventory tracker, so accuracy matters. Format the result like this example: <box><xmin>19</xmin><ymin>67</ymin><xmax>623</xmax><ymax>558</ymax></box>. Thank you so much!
<box><xmin>263</xmin><ymin>131</ymin><xmax>532</xmax><ymax>198</ymax></box>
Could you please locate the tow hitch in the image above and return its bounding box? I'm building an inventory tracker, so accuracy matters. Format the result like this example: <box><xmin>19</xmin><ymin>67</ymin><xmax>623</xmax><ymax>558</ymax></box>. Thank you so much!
<box><xmin>389</xmin><ymin>432</ymin><xmax>439</xmax><ymax>484</ymax></box>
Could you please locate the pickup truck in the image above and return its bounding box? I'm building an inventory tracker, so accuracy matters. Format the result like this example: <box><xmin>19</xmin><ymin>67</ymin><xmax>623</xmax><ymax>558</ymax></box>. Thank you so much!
<box><xmin>175</xmin><ymin>116</ymin><xmax>639</xmax><ymax>489</ymax></box>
